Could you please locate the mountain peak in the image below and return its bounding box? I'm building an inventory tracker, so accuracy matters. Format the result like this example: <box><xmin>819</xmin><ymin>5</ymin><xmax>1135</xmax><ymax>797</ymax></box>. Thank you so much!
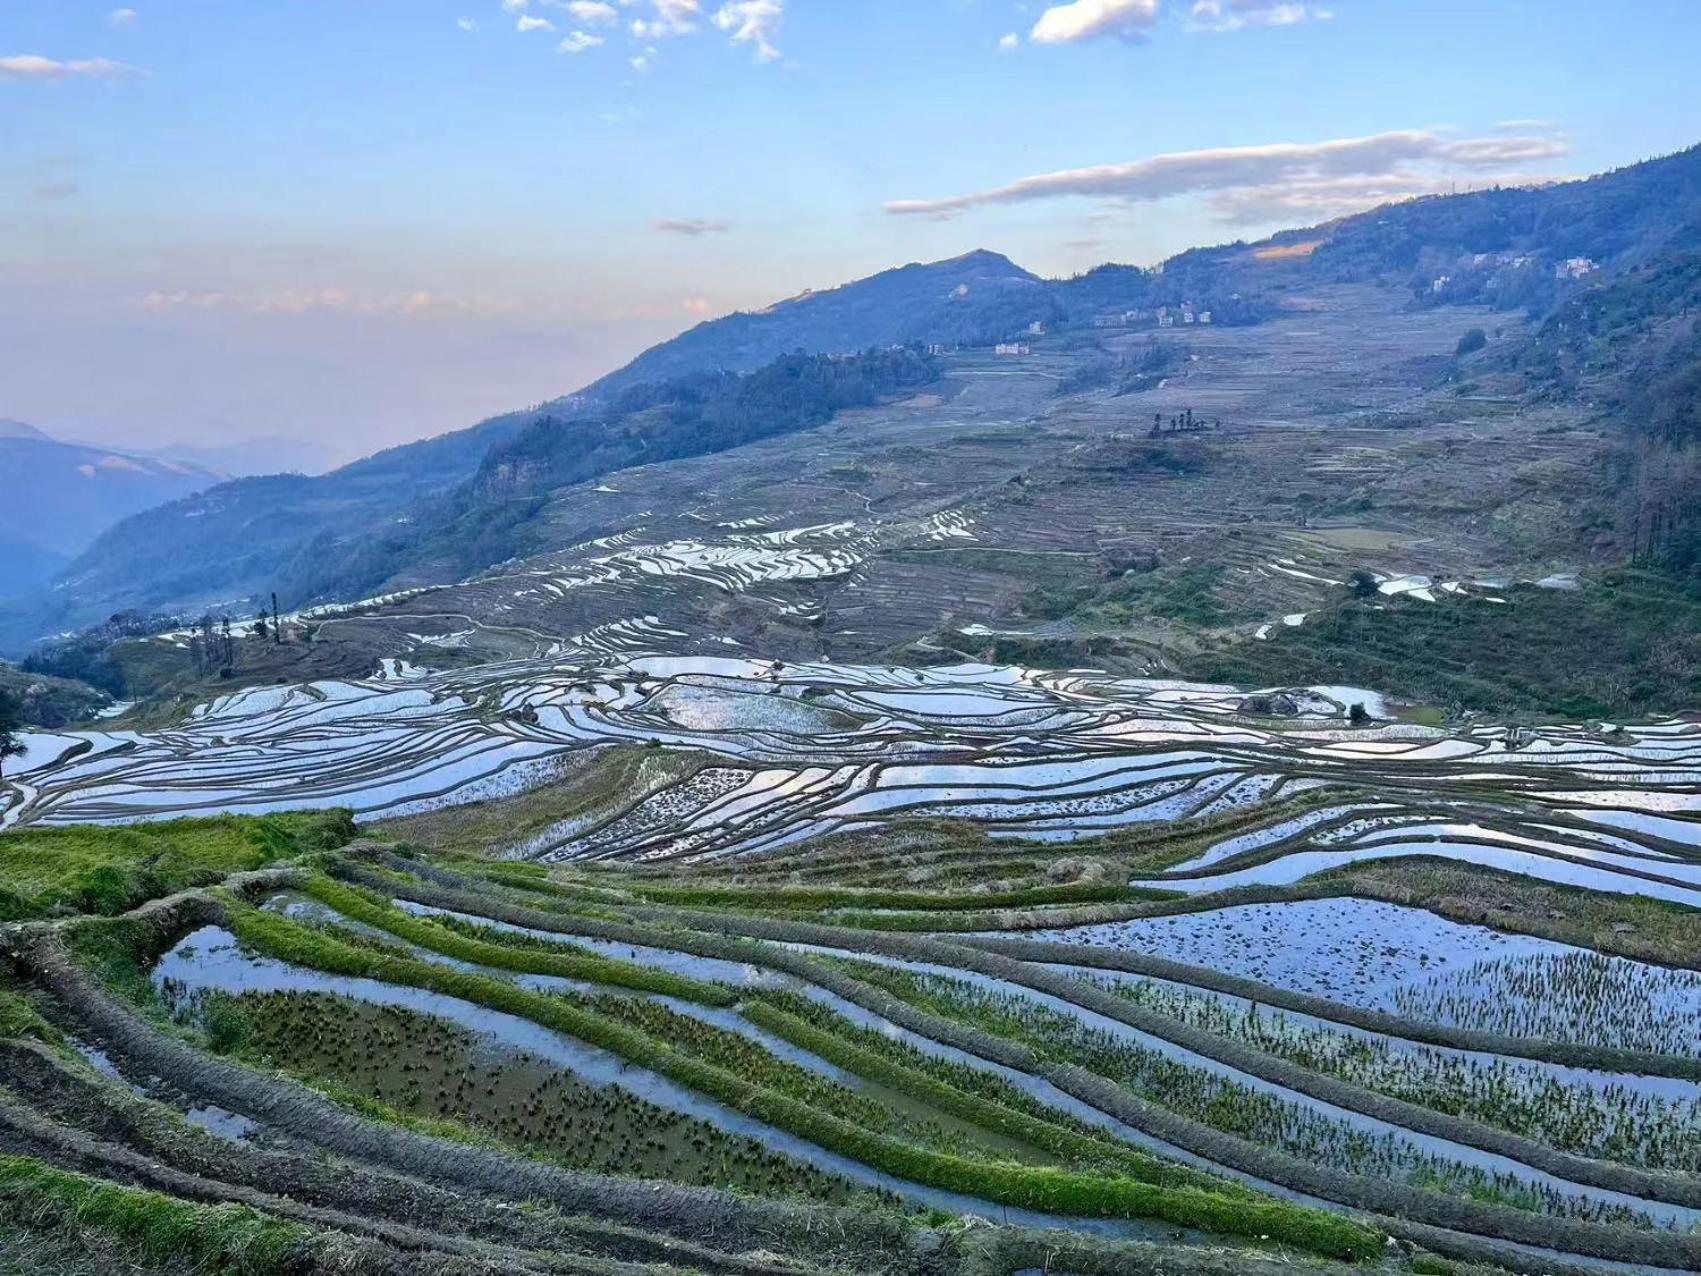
<box><xmin>942</xmin><ymin>248</ymin><xmax>1027</xmax><ymax>272</ymax></box>
<box><xmin>0</xmin><ymin>419</ymin><xmax>51</xmax><ymax>442</ymax></box>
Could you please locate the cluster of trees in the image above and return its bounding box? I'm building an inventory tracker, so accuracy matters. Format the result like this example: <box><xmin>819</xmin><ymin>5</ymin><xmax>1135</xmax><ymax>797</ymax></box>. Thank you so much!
<box><xmin>0</xmin><ymin>689</ymin><xmax>22</xmax><ymax>781</ymax></box>
<box><xmin>20</xmin><ymin>609</ymin><xmax>183</xmax><ymax>696</ymax></box>
<box><xmin>484</xmin><ymin>344</ymin><xmax>939</xmax><ymax>502</ymax></box>
<box><xmin>1052</xmin><ymin>262</ymin><xmax>1279</xmax><ymax>329</ymax></box>
<box><xmin>1507</xmin><ymin>252</ymin><xmax>1701</xmax><ymax>576</ymax></box>
<box><xmin>1116</xmin><ymin>340</ymin><xmax>1186</xmax><ymax>396</ymax></box>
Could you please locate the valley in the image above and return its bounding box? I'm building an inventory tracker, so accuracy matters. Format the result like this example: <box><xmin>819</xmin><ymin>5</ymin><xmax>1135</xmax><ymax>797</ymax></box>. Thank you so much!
<box><xmin>4</xmin><ymin>149</ymin><xmax>1701</xmax><ymax>1276</ymax></box>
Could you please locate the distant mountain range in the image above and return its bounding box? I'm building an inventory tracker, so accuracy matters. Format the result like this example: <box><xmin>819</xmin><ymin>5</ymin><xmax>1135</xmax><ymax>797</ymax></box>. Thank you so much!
<box><xmin>4</xmin><ymin>143</ymin><xmax>1699</xmax><ymax>654</ymax></box>
<box><xmin>0</xmin><ymin>425</ymin><xmax>221</xmax><ymax>599</ymax></box>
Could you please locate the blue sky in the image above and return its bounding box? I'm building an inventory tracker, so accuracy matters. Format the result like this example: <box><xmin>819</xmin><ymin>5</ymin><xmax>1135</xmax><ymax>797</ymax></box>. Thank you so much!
<box><xmin>3</xmin><ymin>0</ymin><xmax>1699</xmax><ymax>464</ymax></box>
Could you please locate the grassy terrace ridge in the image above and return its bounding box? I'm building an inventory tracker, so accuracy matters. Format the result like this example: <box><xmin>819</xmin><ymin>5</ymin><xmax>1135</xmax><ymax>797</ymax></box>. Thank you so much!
<box><xmin>300</xmin><ymin>874</ymin><xmax>738</xmax><ymax>1005</ymax></box>
<box><xmin>339</xmin><ymin>861</ymin><xmax>1701</xmax><ymax>1265</ymax></box>
<box><xmin>0</xmin><ymin>811</ymin><xmax>357</xmax><ymax>922</ymax></box>
<box><xmin>0</xmin><ymin>1154</ymin><xmax>316</xmax><ymax>1273</ymax></box>
<box><xmin>738</xmin><ymin>998</ymin><xmax>1259</xmax><ymax>1193</ymax></box>
<box><xmin>224</xmin><ymin>899</ymin><xmax>1381</xmax><ymax>1259</ymax></box>
<box><xmin>360</xmin><ymin>855</ymin><xmax>1701</xmax><ymax>1081</ymax></box>
<box><xmin>607</xmin><ymin>879</ymin><xmax>1184</xmax><ymax>912</ymax></box>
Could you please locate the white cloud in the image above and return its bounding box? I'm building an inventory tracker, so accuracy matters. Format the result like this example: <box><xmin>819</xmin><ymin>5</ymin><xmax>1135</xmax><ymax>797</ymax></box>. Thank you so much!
<box><xmin>517</xmin><ymin>14</ymin><xmax>555</xmax><ymax>30</ymax></box>
<box><xmin>559</xmin><ymin>30</ymin><xmax>605</xmax><ymax>52</ymax></box>
<box><xmin>1209</xmin><ymin>173</ymin><xmax>1439</xmax><ymax>224</ymax></box>
<box><xmin>997</xmin><ymin>31</ymin><xmax>1020</xmax><ymax>51</ymax></box>
<box><xmin>885</xmin><ymin>129</ymin><xmax>1571</xmax><ymax>218</ymax></box>
<box><xmin>632</xmin><ymin>0</ymin><xmax>700</xmax><ymax>37</ymax></box>
<box><xmin>500</xmin><ymin>0</ymin><xmax>530</xmax><ymax>11</ymax></box>
<box><xmin>1211</xmin><ymin>169</ymin><xmax>1564</xmax><ymax>224</ymax></box>
<box><xmin>653</xmin><ymin>216</ymin><xmax>731</xmax><ymax>235</ymax></box>
<box><xmin>566</xmin><ymin>1</ymin><xmax>619</xmax><ymax>24</ymax></box>
<box><xmin>457</xmin><ymin>16</ymin><xmax>479</xmax><ymax>30</ymax></box>
<box><xmin>630</xmin><ymin>45</ymin><xmax>657</xmax><ymax>71</ymax></box>
<box><xmin>1030</xmin><ymin>0</ymin><xmax>1158</xmax><ymax>44</ymax></box>
<box><xmin>681</xmin><ymin>296</ymin><xmax>713</xmax><ymax>315</ymax></box>
<box><xmin>1440</xmin><ymin>135</ymin><xmax>1568</xmax><ymax>165</ymax></box>
<box><xmin>712</xmin><ymin>1</ymin><xmax>783</xmax><ymax>62</ymax></box>
<box><xmin>1191</xmin><ymin>0</ymin><xmax>1329</xmax><ymax>31</ymax></box>
<box><xmin>109</xmin><ymin>8</ymin><xmax>138</xmax><ymax>28</ymax></box>
<box><xmin>0</xmin><ymin>54</ymin><xmax>133</xmax><ymax>79</ymax></box>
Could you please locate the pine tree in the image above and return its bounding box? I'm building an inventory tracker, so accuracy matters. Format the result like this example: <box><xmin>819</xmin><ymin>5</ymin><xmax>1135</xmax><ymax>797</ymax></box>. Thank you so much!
<box><xmin>0</xmin><ymin>689</ymin><xmax>25</xmax><ymax>783</ymax></box>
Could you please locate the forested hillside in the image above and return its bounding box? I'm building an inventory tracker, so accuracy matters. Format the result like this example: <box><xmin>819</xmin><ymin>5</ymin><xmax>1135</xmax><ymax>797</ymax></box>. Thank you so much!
<box><xmin>576</xmin><ymin>251</ymin><xmax>1048</xmax><ymax>400</ymax></box>
<box><xmin>268</xmin><ymin>346</ymin><xmax>939</xmax><ymax>605</ymax></box>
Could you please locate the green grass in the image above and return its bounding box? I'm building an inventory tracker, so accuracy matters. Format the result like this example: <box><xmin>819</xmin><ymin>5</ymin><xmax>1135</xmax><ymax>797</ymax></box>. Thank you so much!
<box><xmin>0</xmin><ymin>811</ymin><xmax>355</xmax><ymax>921</ymax></box>
<box><xmin>0</xmin><ymin>986</ymin><xmax>61</xmax><ymax>1045</ymax></box>
<box><xmin>740</xmin><ymin>998</ymin><xmax>1243</xmax><ymax>1191</ymax></box>
<box><xmin>0</xmin><ymin>1154</ymin><xmax>312</xmax><ymax>1273</ymax></box>
<box><xmin>1022</xmin><ymin>562</ymin><xmax>1239</xmax><ymax>629</ymax></box>
<box><xmin>303</xmin><ymin>874</ymin><xmax>737</xmax><ymax>1005</ymax></box>
<box><xmin>1193</xmin><ymin>569</ymin><xmax>1701</xmax><ymax>718</ymax></box>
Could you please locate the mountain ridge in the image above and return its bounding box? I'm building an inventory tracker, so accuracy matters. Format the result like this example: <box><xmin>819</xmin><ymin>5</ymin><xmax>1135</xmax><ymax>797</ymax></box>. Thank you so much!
<box><xmin>7</xmin><ymin>143</ymin><xmax>1701</xmax><ymax>653</ymax></box>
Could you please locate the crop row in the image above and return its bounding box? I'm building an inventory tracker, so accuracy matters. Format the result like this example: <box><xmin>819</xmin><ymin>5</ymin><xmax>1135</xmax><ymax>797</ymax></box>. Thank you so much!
<box><xmin>343</xmin><ymin>858</ymin><xmax>1701</xmax><ymax>1268</ymax></box>
<box><xmin>223</xmin><ymin>899</ymin><xmax>1382</xmax><ymax>1259</ymax></box>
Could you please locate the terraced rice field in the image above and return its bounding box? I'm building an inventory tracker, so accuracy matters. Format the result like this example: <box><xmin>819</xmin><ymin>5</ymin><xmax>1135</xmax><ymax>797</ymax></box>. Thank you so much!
<box><xmin>3</xmin><ymin>645</ymin><xmax>1699</xmax><ymax>1273</ymax></box>
<box><xmin>6</xmin><ymin>655</ymin><xmax>1699</xmax><ymax>895</ymax></box>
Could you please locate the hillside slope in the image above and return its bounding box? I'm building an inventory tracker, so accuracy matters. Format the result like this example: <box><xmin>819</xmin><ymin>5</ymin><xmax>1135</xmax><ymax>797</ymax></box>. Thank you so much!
<box><xmin>577</xmin><ymin>250</ymin><xmax>1051</xmax><ymax>400</ymax></box>
<box><xmin>9</xmin><ymin>145</ymin><xmax>1701</xmax><ymax>653</ymax></box>
<box><xmin>0</xmin><ymin>431</ymin><xmax>219</xmax><ymax>597</ymax></box>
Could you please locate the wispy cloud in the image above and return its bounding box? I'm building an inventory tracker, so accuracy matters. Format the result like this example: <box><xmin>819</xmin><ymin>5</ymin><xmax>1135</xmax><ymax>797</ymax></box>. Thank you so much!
<box><xmin>712</xmin><ymin>1</ymin><xmax>783</xmax><ymax>62</ymax></box>
<box><xmin>1210</xmin><ymin>170</ymin><xmax>1564</xmax><ymax>225</ymax></box>
<box><xmin>565</xmin><ymin>1</ymin><xmax>619</xmax><ymax>24</ymax></box>
<box><xmin>138</xmin><ymin>287</ymin><xmax>527</xmax><ymax>319</ymax></box>
<box><xmin>997</xmin><ymin>31</ymin><xmax>1020</xmax><ymax>51</ymax></box>
<box><xmin>491</xmin><ymin>0</ymin><xmax>780</xmax><ymax>68</ymax></box>
<box><xmin>1031</xmin><ymin>0</ymin><xmax>1159</xmax><ymax>45</ymax></box>
<box><xmin>653</xmin><ymin>216</ymin><xmax>732</xmax><ymax>235</ymax></box>
<box><xmin>631</xmin><ymin>0</ymin><xmax>701</xmax><ymax>38</ymax></box>
<box><xmin>108</xmin><ymin>8</ymin><xmax>139</xmax><ymax>28</ymax></box>
<box><xmin>0</xmin><ymin>54</ymin><xmax>135</xmax><ymax>80</ymax></box>
<box><xmin>1190</xmin><ymin>0</ymin><xmax>1330</xmax><ymax>31</ymax></box>
<box><xmin>884</xmin><ymin>129</ymin><xmax>1569</xmax><ymax>218</ymax></box>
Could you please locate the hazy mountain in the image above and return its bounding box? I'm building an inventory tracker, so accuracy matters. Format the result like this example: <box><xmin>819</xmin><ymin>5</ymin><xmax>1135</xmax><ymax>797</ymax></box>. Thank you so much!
<box><xmin>0</xmin><ymin>532</ymin><xmax>68</xmax><ymax>598</ymax></box>
<box><xmin>0</xmin><ymin>430</ymin><xmax>220</xmax><ymax>600</ymax></box>
<box><xmin>0</xmin><ymin>406</ymin><xmax>546</xmax><ymax>650</ymax></box>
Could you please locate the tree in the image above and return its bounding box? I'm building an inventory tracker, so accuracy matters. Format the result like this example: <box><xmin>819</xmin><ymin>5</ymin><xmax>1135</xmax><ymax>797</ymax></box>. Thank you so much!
<box><xmin>1348</xmin><ymin>569</ymin><xmax>1381</xmax><ymax>598</ymax></box>
<box><xmin>1456</xmin><ymin>327</ymin><xmax>1487</xmax><ymax>357</ymax></box>
<box><xmin>0</xmin><ymin>689</ymin><xmax>25</xmax><ymax>783</ymax></box>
